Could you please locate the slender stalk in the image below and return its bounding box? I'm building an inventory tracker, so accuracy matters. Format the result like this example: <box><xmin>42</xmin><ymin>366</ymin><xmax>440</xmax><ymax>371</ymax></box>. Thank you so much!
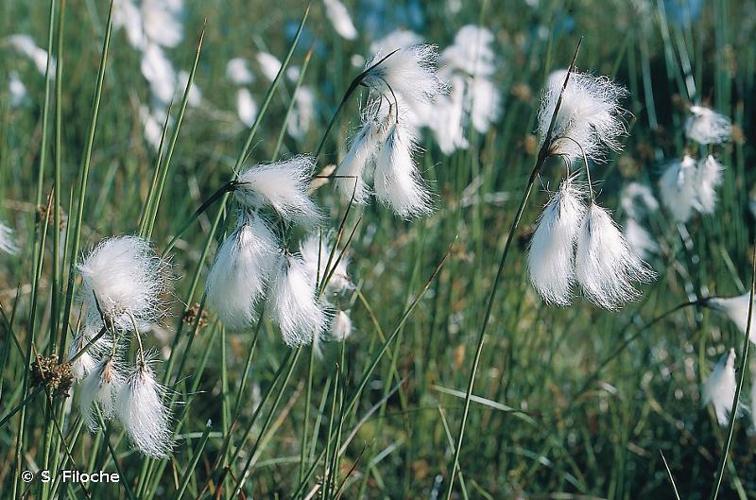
<box><xmin>709</xmin><ymin>246</ymin><xmax>755</xmax><ymax>499</ymax></box>
<box><xmin>444</xmin><ymin>38</ymin><xmax>582</xmax><ymax>499</ymax></box>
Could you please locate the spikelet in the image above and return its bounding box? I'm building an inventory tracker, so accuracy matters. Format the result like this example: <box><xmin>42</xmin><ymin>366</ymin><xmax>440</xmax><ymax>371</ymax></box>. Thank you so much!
<box><xmin>267</xmin><ymin>254</ymin><xmax>327</xmax><ymax>347</ymax></box>
<box><xmin>538</xmin><ymin>69</ymin><xmax>627</xmax><ymax>162</ymax></box>
<box><xmin>373</xmin><ymin>122</ymin><xmax>432</xmax><ymax>218</ymax></box>
<box><xmin>80</xmin><ymin>356</ymin><xmax>123</xmax><ymax>431</ymax></box>
<box><xmin>658</xmin><ymin>155</ymin><xmax>698</xmax><ymax>223</ymax></box>
<box><xmin>574</xmin><ymin>203</ymin><xmax>656</xmax><ymax>309</ymax></box>
<box><xmin>686</xmin><ymin>105</ymin><xmax>731</xmax><ymax>145</ymax></box>
<box><xmin>236</xmin><ymin>156</ymin><xmax>321</xmax><ymax>224</ymax></box>
<box><xmin>527</xmin><ymin>177</ymin><xmax>586</xmax><ymax>305</ymax></box>
<box><xmin>702</xmin><ymin>349</ymin><xmax>737</xmax><ymax>426</ymax></box>
<box><xmin>117</xmin><ymin>361</ymin><xmax>173</xmax><ymax>458</ymax></box>
<box><xmin>205</xmin><ymin>212</ymin><xmax>278</xmax><ymax>329</ymax></box>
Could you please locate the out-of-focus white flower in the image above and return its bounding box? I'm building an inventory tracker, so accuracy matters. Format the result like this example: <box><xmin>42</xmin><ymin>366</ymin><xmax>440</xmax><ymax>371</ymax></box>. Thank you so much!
<box><xmin>373</xmin><ymin>120</ymin><xmax>432</xmax><ymax>218</ymax></box>
<box><xmin>696</xmin><ymin>155</ymin><xmax>723</xmax><ymax>214</ymax></box>
<box><xmin>80</xmin><ymin>356</ymin><xmax>122</xmax><ymax>430</ymax></box>
<box><xmin>139</xmin><ymin>105</ymin><xmax>167</xmax><ymax>151</ymax></box>
<box><xmin>623</xmin><ymin>218</ymin><xmax>659</xmax><ymax>261</ymax></box>
<box><xmin>528</xmin><ymin>177</ymin><xmax>586</xmax><ymax>305</ymax></box>
<box><xmin>6</xmin><ymin>34</ymin><xmax>56</xmax><ymax>76</ymax></box>
<box><xmin>226</xmin><ymin>57</ymin><xmax>254</xmax><ymax>85</ymax></box>
<box><xmin>331</xmin><ymin>310</ymin><xmax>352</xmax><ymax>341</ymax></box>
<box><xmin>287</xmin><ymin>86</ymin><xmax>315</xmax><ymax>139</ymax></box>
<box><xmin>78</xmin><ymin>236</ymin><xmax>170</xmax><ymax>332</ymax></box>
<box><xmin>574</xmin><ymin>203</ymin><xmax>655</xmax><ymax>309</ymax></box>
<box><xmin>538</xmin><ymin>69</ymin><xmax>627</xmax><ymax>162</ymax></box>
<box><xmin>620</xmin><ymin>182</ymin><xmax>659</xmax><ymax>218</ymax></box>
<box><xmin>369</xmin><ymin>29</ymin><xmax>422</xmax><ymax>56</ymax></box>
<box><xmin>323</xmin><ymin>0</ymin><xmax>358</xmax><ymax>40</ymax></box>
<box><xmin>267</xmin><ymin>254</ymin><xmax>326</xmax><ymax>347</ymax></box>
<box><xmin>659</xmin><ymin>155</ymin><xmax>698</xmax><ymax>223</ymax></box>
<box><xmin>702</xmin><ymin>349</ymin><xmax>737</xmax><ymax>426</ymax></box>
<box><xmin>177</xmin><ymin>70</ymin><xmax>201</xmax><ymax>107</ymax></box>
<box><xmin>236</xmin><ymin>87</ymin><xmax>258</xmax><ymax>127</ymax></box>
<box><xmin>430</xmin><ymin>75</ymin><xmax>469</xmax><ymax>154</ymax></box>
<box><xmin>141</xmin><ymin>0</ymin><xmax>183</xmax><ymax>48</ymax></box>
<box><xmin>205</xmin><ymin>212</ymin><xmax>278</xmax><ymax>329</ymax></box>
<box><xmin>441</xmin><ymin>25</ymin><xmax>496</xmax><ymax>77</ymax></box>
<box><xmin>707</xmin><ymin>293</ymin><xmax>756</xmax><ymax>343</ymax></box>
<box><xmin>0</xmin><ymin>221</ymin><xmax>18</xmax><ymax>255</ymax></box>
<box><xmin>117</xmin><ymin>361</ymin><xmax>173</xmax><ymax>458</ymax></box>
<box><xmin>141</xmin><ymin>43</ymin><xmax>177</xmax><ymax>105</ymax></box>
<box><xmin>686</xmin><ymin>105</ymin><xmax>731</xmax><ymax>145</ymax></box>
<box><xmin>236</xmin><ymin>156</ymin><xmax>321</xmax><ymax>224</ymax></box>
<box><xmin>299</xmin><ymin>233</ymin><xmax>353</xmax><ymax>294</ymax></box>
<box><xmin>286</xmin><ymin>65</ymin><xmax>301</xmax><ymax>82</ymax></box>
<box><xmin>113</xmin><ymin>0</ymin><xmax>146</xmax><ymax>50</ymax></box>
<box><xmin>257</xmin><ymin>52</ymin><xmax>282</xmax><ymax>82</ymax></box>
<box><xmin>469</xmin><ymin>76</ymin><xmax>500</xmax><ymax>133</ymax></box>
<box><xmin>9</xmin><ymin>71</ymin><xmax>27</xmax><ymax>107</ymax></box>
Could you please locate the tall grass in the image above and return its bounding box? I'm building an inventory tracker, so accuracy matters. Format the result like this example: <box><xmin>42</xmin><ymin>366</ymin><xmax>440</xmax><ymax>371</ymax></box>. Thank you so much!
<box><xmin>0</xmin><ymin>0</ymin><xmax>754</xmax><ymax>498</ymax></box>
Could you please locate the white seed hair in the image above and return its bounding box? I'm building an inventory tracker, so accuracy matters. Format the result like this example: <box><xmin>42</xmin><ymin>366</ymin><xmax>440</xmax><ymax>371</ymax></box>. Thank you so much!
<box><xmin>205</xmin><ymin>212</ymin><xmax>278</xmax><ymax>329</ymax></box>
<box><xmin>80</xmin><ymin>356</ymin><xmax>123</xmax><ymax>431</ymax></box>
<box><xmin>141</xmin><ymin>0</ymin><xmax>184</xmax><ymax>49</ymax></box>
<box><xmin>9</xmin><ymin>71</ymin><xmax>28</xmax><ymax>107</ymax></box>
<box><xmin>117</xmin><ymin>362</ymin><xmax>173</xmax><ymax>458</ymax></box>
<box><xmin>140</xmin><ymin>43</ymin><xmax>177</xmax><ymax>105</ymax></box>
<box><xmin>685</xmin><ymin>105</ymin><xmax>731</xmax><ymax>145</ymax></box>
<box><xmin>623</xmin><ymin>218</ymin><xmax>659</xmax><ymax>261</ymax></box>
<box><xmin>658</xmin><ymin>155</ymin><xmax>698</xmax><ymax>223</ymax></box>
<box><xmin>440</xmin><ymin>25</ymin><xmax>496</xmax><ymax>78</ymax></box>
<box><xmin>575</xmin><ymin>203</ymin><xmax>656</xmax><ymax>309</ymax></box>
<box><xmin>702</xmin><ymin>349</ymin><xmax>737</xmax><ymax>426</ymax></box>
<box><xmin>6</xmin><ymin>34</ymin><xmax>56</xmax><ymax>76</ymax></box>
<box><xmin>236</xmin><ymin>87</ymin><xmax>258</xmax><ymax>127</ymax></box>
<box><xmin>430</xmin><ymin>74</ymin><xmax>469</xmax><ymax>154</ymax></box>
<box><xmin>696</xmin><ymin>155</ymin><xmax>724</xmax><ymax>214</ymax></box>
<box><xmin>236</xmin><ymin>156</ymin><xmax>321</xmax><ymax>224</ymax></box>
<box><xmin>257</xmin><ymin>52</ymin><xmax>282</xmax><ymax>82</ymax></box>
<box><xmin>78</xmin><ymin>235</ymin><xmax>170</xmax><ymax>332</ymax></box>
<box><xmin>226</xmin><ymin>57</ymin><xmax>255</xmax><ymax>85</ymax></box>
<box><xmin>0</xmin><ymin>221</ymin><xmax>18</xmax><ymax>255</ymax></box>
<box><xmin>331</xmin><ymin>310</ymin><xmax>353</xmax><ymax>341</ymax></box>
<box><xmin>373</xmin><ymin>122</ymin><xmax>432</xmax><ymax>218</ymax></box>
<box><xmin>707</xmin><ymin>293</ymin><xmax>756</xmax><ymax>343</ymax></box>
<box><xmin>620</xmin><ymin>182</ymin><xmax>659</xmax><ymax>219</ymax></box>
<box><xmin>267</xmin><ymin>253</ymin><xmax>327</xmax><ymax>347</ymax></box>
<box><xmin>369</xmin><ymin>29</ymin><xmax>423</xmax><ymax>56</ymax></box>
<box><xmin>287</xmin><ymin>86</ymin><xmax>315</xmax><ymax>140</ymax></box>
<box><xmin>68</xmin><ymin>323</ymin><xmax>112</xmax><ymax>381</ymax></box>
<box><xmin>528</xmin><ymin>177</ymin><xmax>586</xmax><ymax>305</ymax></box>
<box><xmin>299</xmin><ymin>233</ymin><xmax>353</xmax><ymax>294</ymax></box>
<box><xmin>323</xmin><ymin>0</ymin><xmax>358</xmax><ymax>40</ymax></box>
<box><xmin>538</xmin><ymin>69</ymin><xmax>627</xmax><ymax>162</ymax></box>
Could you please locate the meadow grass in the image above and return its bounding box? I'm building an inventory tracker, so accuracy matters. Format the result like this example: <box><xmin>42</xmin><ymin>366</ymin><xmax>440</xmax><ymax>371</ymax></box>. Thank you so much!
<box><xmin>0</xmin><ymin>0</ymin><xmax>754</xmax><ymax>498</ymax></box>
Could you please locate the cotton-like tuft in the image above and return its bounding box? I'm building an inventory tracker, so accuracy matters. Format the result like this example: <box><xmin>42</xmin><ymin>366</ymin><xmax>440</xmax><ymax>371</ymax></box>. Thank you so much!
<box><xmin>658</xmin><ymin>155</ymin><xmax>698</xmax><ymax>223</ymax></box>
<box><xmin>141</xmin><ymin>43</ymin><xmax>177</xmax><ymax>105</ymax></box>
<box><xmin>257</xmin><ymin>52</ymin><xmax>282</xmax><ymax>82</ymax></box>
<box><xmin>369</xmin><ymin>29</ymin><xmax>422</xmax><ymax>56</ymax></box>
<box><xmin>141</xmin><ymin>0</ymin><xmax>183</xmax><ymax>49</ymax></box>
<box><xmin>117</xmin><ymin>362</ymin><xmax>173</xmax><ymax>458</ymax></box>
<box><xmin>226</xmin><ymin>57</ymin><xmax>254</xmax><ymax>85</ymax></box>
<box><xmin>623</xmin><ymin>218</ymin><xmax>659</xmax><ymax>261</ymax></box>
<box><xmin>236</xmin><ymin>87</ymin><xmax>258</xmax><ymax>127</ymax></box>
<box><xmin>80</xmin><ymin>356</ymin><xmax>123</xmax><ymax>431</ymax></box>
<box><xmin>702</xmin><ymin>349</ymin><xmax>737</xmax><ymax>426</ymax></box>
<box><xmin>6</xmin><ymin>34</ymin><xmax>56</xmax><ymax>76</ymax></box>
<box><xmin>373</xmin><ymin>122</ymin><xmax>432</xmax><ymax>218</ymax></box>
<box><xmin>538</xmin><ymin>69</ymin><xmax>627</xmax><ymax>162</ymax></box>
<box><xmin>707</xmin><ymin>293</ymin><xmax>756</xmax><ymax>343</ymax></box>
<box><xmin>267</xmin><ymin>254</ymin><xmax>327</xmax><ymax>347</ymax></box>
<box><xmin>323</xmin><ymin>0</ymin><xmax>358</xmax><ymax>40</ymax></box>
<box><xmin>685</xmin><ymin>105</ymin><xmax>731</xmax><ymax>145</ymax></box>
<box><xmin>0</xmin><ymin>221</ymin><xmax>18</xmax><ymax>255</ymax></box>
<box><xmin>139</xmin><ymin>105</ymin><xmax>167</xmax><ymax>151</ymax></box>
<box><xmin>331</xmin><ymin>310</ymin><xmax>353</xmax><ymax>341</ymax></box>
<box><xmin>441</xmin><ymin>25</ymin><xmax>496</xmax><ymax>77</ymax></box>
<box><xmin>574</xmin><ymin>203</ymin><xmax>656</xmax><ymax>309</ymax></box>
<box><xmin>527</xmin><ymin>177</ymin><xmax>586</xmax><ymax>305</ymax></box>
<box><xmin>287</xmin><ymin>86</ymin><xmax>315</xmax><ymax>140</ymax></box>
<box><xmin>696</xmin><ymin>155</ymin><xmax>724</xmax><ymax>214</ymax></box>
<box><xmin>299</xmin><ymin>233</ymin><xmax>353</xmax><ymax>294</ymax></box>
<box><xmin>205</xmin><ymin>213</ymin><xmax>278</xmax><ymax>329</ymax></box>
<box><xmin>78</xmin><ymin>235</ymin><xmax>170</xmax><ymax>332</ymax></box>
<box><xmin>236</xmin><ymin>156</ymin><xmax>321</xmax><ymax>224</ymax></box>
<box><xmin>9</xmin><ymin>71</ymin><xmax>28</xmax><ymax>107</ymax></box>
<box><xmin>620</xmin><ymin>182</ymin><xmax>659</xmax><ymax>219</ymax></box>
<box><xmin>68</xmin><ymin>323</ymin><xmax>112</xmax><ymax>381</ymax></box>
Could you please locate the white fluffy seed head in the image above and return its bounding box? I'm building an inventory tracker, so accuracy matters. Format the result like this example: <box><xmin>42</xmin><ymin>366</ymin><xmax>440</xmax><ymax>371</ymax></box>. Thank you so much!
<box><xmin>686</xmin><ymin>105</ymin><xmax>731</xmax><ymax>145</ymax></box>
<box><xmin>226</xmin><ymin>57</ymin><xmax>254</xmax><ymax>85</ymax></box>
<box><xmin>696</xmin><ymin>155</ymin><xmax>724</xmax><ymax>214</ymax></box>
<box><xmin>68</xmin><ymin>323</ymin><xmax>112</xmax><ymax>381</ymax></box>
<box><xmin>369</xmin><ymin>30</ymin><xmax>422</xmax><ymax>56</ymax></box>
<box><xmin>331</xmin><ymin>310</ymin><xmax>353</xmax><ymax>341</ymax></box>
<box><xmin>362</xmin><ymin>44</ymin><xmax>445</xmax><ymax>115</ymax></box>
<box><xmin>140</xmin><ymin>43</ymin><xmax>177</xmax><ymax>105</ymax></box>
<box><xmin>78</xmin><ymin>236</ymin><xmax>171</xmax><ymax>332</ymax></box>
<box><xmin>323</xmin><ymin>0</ymin><xmax>358</xmax><ymax>40</ymax></box>
<box><xmin>0</xmin><ymin>221</ymin><xmax>18</xmax><ymax>255</ymax></box>
<box><xmin>141</xmin><ymin>0</ymin><xmax>183</xmax><ymax>48</ymax></box>
<box><xmin>205</xmin><ymin>213</ymin><xmax>278</xmax><ymax>330</ymax></box>
<box><xmin>623</xmin><ymin>218</ymin><xmax>659</xmax><ymax>261</ymax></box>
<box><xmin>574</xmin><ymin>203</ymin><xmax>656</xmax><ymax>309</ymax></box>
<box><xmin>117</xmin><ymin>362</ymin><xmax>173</xmax><ymax>458</ymax></box>
<box><xmin>659</xmin><ymin>155</ymin><xmax>698</xmax><ymax>223</ymax></box>
<box><xmin>6</xmin><ymin>34</ymin><xmax>56</xmax><ymax>76</ymax></box>
<box><xmin>430</xmin><ymin>74</ymin><xmax>469</xmax><ymax>154</ymax></box>
<box><xmin>267</xmin><ymin>254</ymin><xmax>327</xmax><ymax>347</ymax></box>
<box><xmin>707</xmin><ymin>293</ymin><xmax>756</xmax><ymax>343</ymax></box>
<box><xmin>538</xmin><ymin>69</ymin><xmax>627</xmax><ymax>162</ymax></box>
<box><xmin>257</xmin><ymin>52</ymin><xmax>282</xmax><ymax>82</ymax></box>
<box><xmin>441</xmin><ymin>25</ymin><xmax>496</xmax><ymax>78</ymax></box>
<box><xmin>620</xmin><ymin>182</ymin><xmax>659</xmax><ymax>219</ymax></box>
<box><xmin>373</xmin><ymin>122</ymin><xmax>432</xmax><ymax>218</ymax></box>
<box><xmin>236</xmin><ymin>87</ymin><xmax>258</xmax><ymax>127</ymax></box>
<box><xmin>80</xmin><ymin>356</ymin><xmax>123</xmax><ymax>431</ymax></box>
<box><xmin>236</xmin><ymin>156</ymin><xmax>321</xmax><ymax>224</ymax></box>
<box><xmin>527</xmin><ymin>177</ymin><xmax>586</xmax><ymax>305</ymax></box>
<box><xmin>299</xmin><ymin>233</ymin><xmax>353</xmax><ymax>295</ymax></box>
<box><xmin>702</xmin><ymin>349</ymin><xmax>737</xmax><ymax>426</ymax></box>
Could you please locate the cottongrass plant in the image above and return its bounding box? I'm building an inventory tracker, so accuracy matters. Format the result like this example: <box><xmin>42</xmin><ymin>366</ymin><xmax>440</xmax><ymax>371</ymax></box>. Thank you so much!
<box><xmin>702</xmin><ymin>349</ymin><xmax>738</xmax><ymax>426</ymax></box>
<box><xmin>0</xmin><ymin>222</ymin><xmax>18</xmax><ymax>254</ymax></box>
<box><xmin>706</xmin><ymin>293</ymin><xmax>756</xmax><ymax>343</ymax></box>
<box><xmin>685</xmin><ymin>105</ymin><xmax>732</xmax><ymax>145</ymax></box>
<box><xmin>659</xmin><ymin>154</ymin><xmax>725</xmax><ymax>222</ymax></box>
<box><xmin>323</xmin><ymin>0</ymin><xmax>358</xmax><ymax>40</ymax></box>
